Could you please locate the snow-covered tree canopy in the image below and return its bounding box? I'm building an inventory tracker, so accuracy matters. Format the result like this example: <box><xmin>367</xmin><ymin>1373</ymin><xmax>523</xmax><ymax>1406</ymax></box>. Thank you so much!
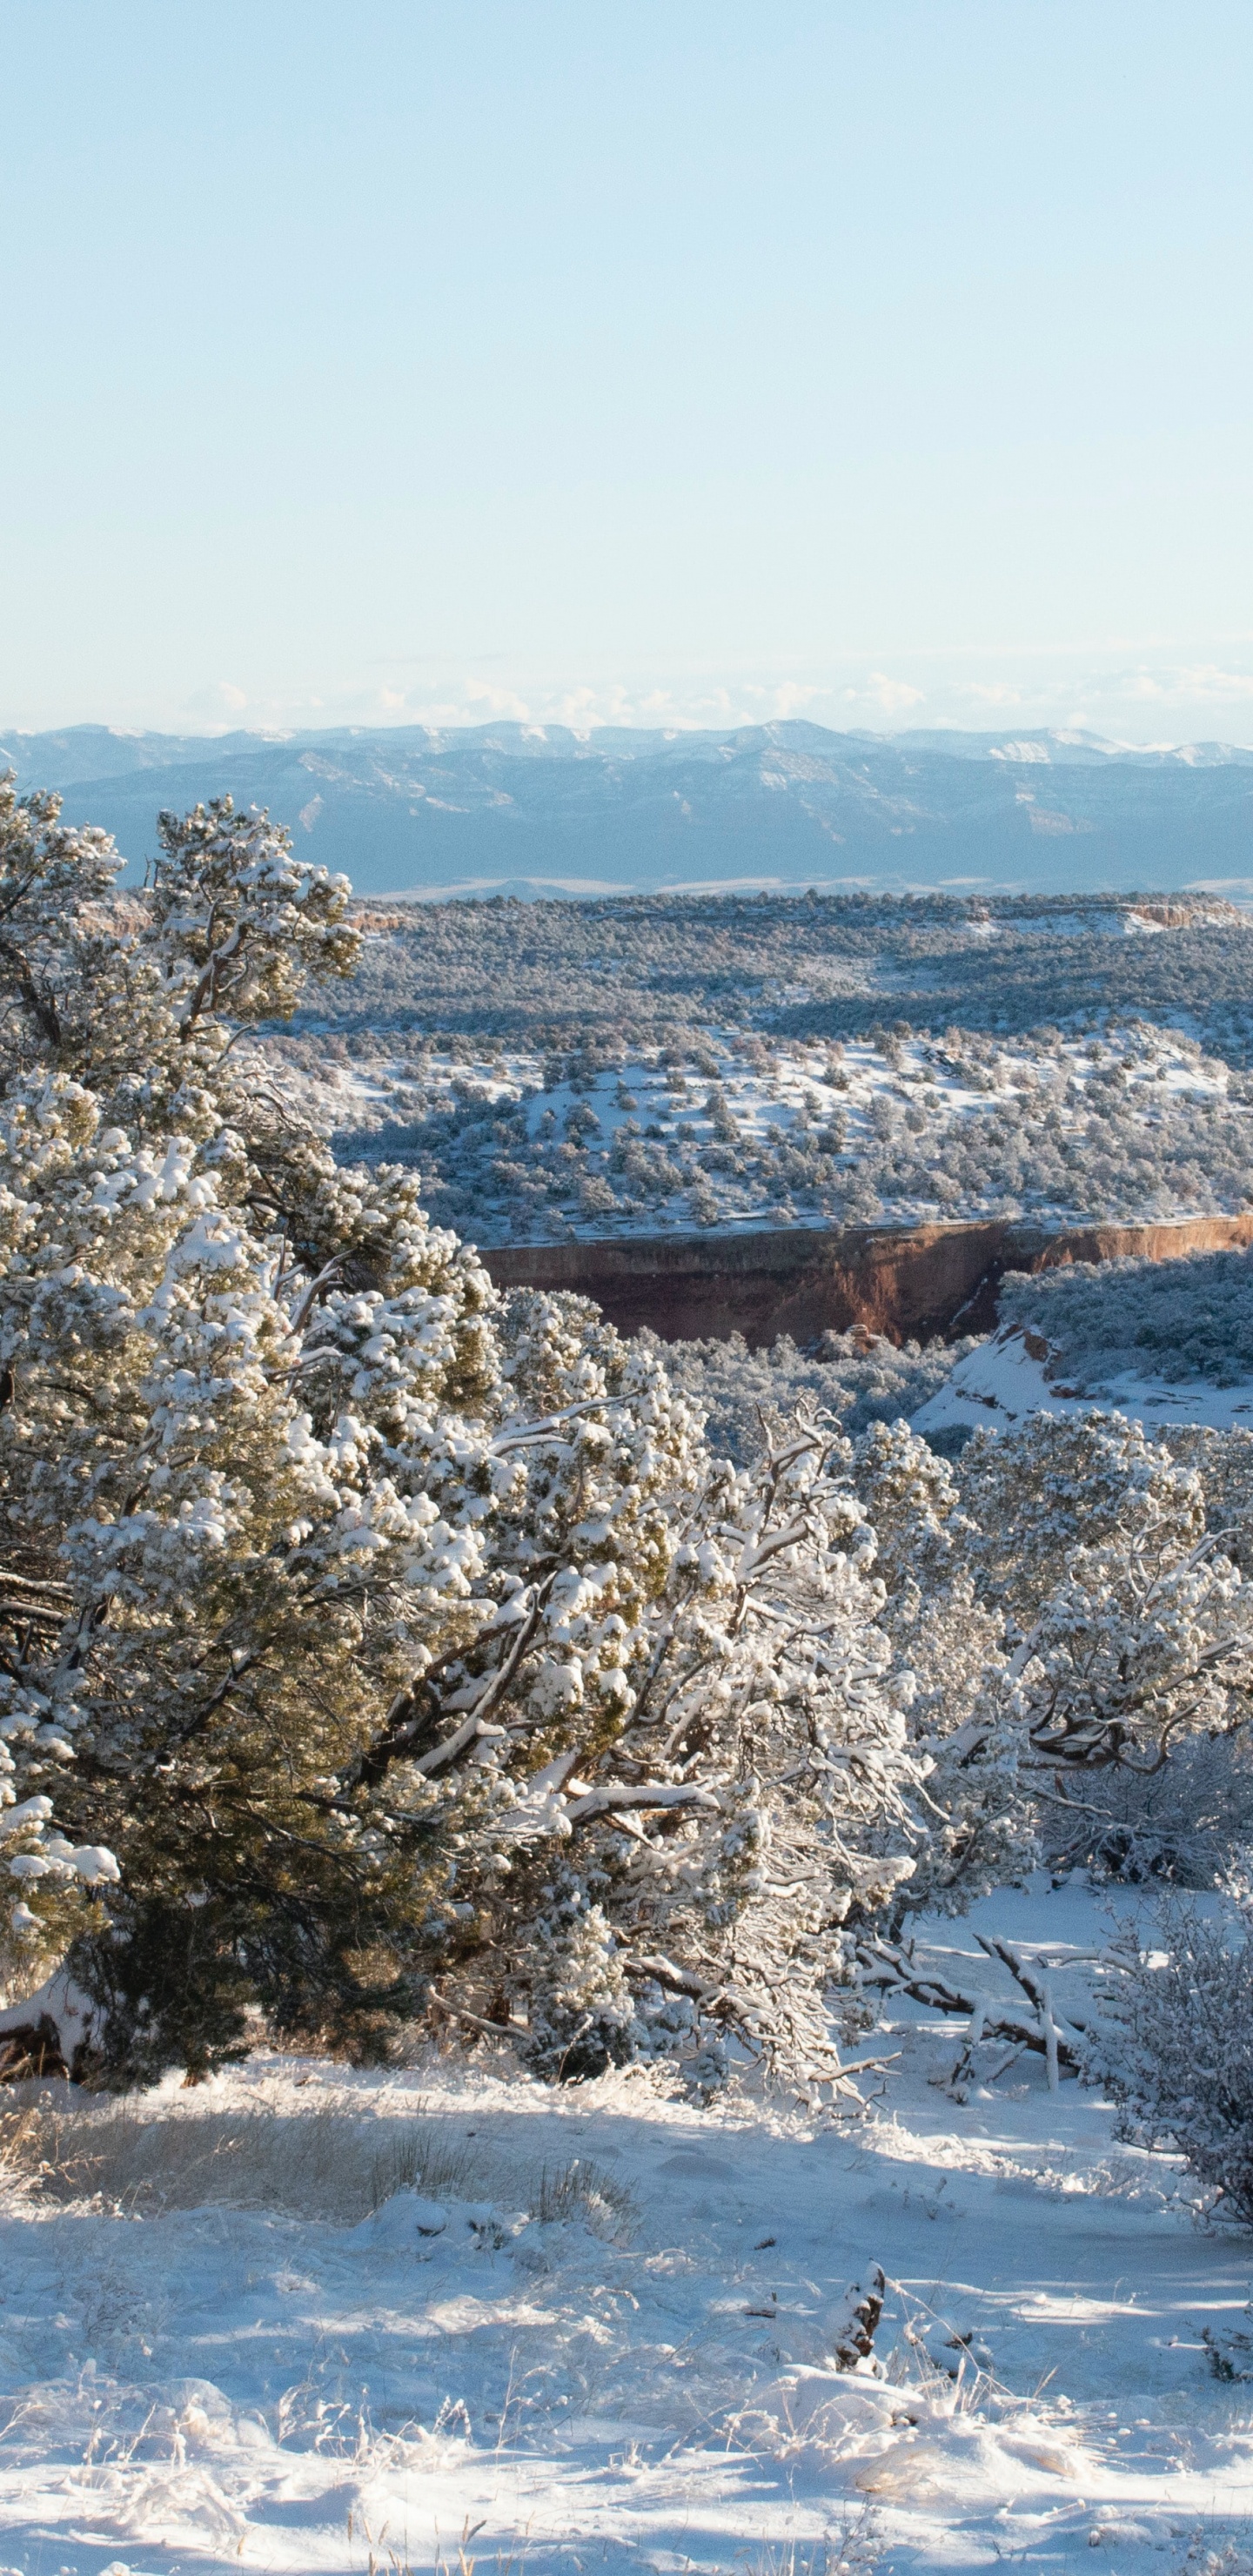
<box><xmin>0</xmin><ymin>777</ymin><xmax>928</xmax><ymax>2090</ymax></box>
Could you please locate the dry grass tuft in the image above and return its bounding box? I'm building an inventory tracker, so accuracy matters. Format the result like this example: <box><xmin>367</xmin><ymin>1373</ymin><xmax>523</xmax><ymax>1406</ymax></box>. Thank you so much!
<box><xmin>0</xmin><ymin>2100</ymin><xmax>483</xmax><ymax>2222</ymax></box>
<box><xmin>533</xmin><ymin>2155</ymin><xmax>634</xmax><ymax>2237</ymax></box>
<box><xmin>0</xmin><ymin>2100</ymin><xmax>637</xmax><ymax>2237</ymax></box>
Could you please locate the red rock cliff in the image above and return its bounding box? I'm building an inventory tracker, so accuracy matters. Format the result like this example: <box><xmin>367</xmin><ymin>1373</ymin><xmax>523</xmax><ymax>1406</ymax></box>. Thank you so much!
<box><xmin>480</xmin><ymin>1213</ymin><xmax>1253</xmax><ymax>1347</ymax></box>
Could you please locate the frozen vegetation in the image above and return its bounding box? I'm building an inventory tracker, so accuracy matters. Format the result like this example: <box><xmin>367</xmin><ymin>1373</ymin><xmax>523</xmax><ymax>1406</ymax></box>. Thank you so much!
<box><xmin>261</xmin><ymin>889</ymin><xmax>1253</xmax><ymax>1244</ymax></box>
<box><xmin>3</xmin><ymin>775</ymin><xmax>1253</xmax><ymax>2568</ymax></box>
<box><xmin>647</xmin><ymin>1325</ymin><xmax>982</xmax><ymax>1465</ymax></box>
<box><xmin>999</xmin><ymin>1247</ymin><xmax>1253</xmax><ymax>1390</ymax></box>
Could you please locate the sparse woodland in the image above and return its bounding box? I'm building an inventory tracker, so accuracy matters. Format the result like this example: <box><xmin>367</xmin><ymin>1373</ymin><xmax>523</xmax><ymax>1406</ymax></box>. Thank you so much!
<box><xmin>262</xmin><ymin>891</ymin><xmax>1253</xmax><ymax>1244</ymax></box>
<box><xmin>2</xmin><ymin>775</ymin><xmax>1253</xmax><ymax>2197</ymax></box>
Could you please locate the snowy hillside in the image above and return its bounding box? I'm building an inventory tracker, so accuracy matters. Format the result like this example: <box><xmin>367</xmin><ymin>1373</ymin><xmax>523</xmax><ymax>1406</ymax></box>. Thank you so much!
<box><xmin>914</xmin><ymin>1320</ymin><xmax>1253</xmax><ymax>1445</ymax></box>
<box><xmin>915</xmin><ymin>1248</ymin><xmax>1253</xmax><ymax>1446</ymax></box>
<box><xmin>262</xmin><ymin>1018</ymin><xmax>1253</xmax><ymax>1248</ymax></box>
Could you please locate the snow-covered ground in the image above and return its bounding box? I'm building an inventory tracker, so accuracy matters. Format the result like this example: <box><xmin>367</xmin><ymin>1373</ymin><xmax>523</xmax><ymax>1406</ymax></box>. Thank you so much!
<box><xmin>3</xmin><ymin>1882</ymin><xmax>1251</xmax><ymax>2576</ymax></box>
<box><xmin>914</xmin><ymin>1325</ymin><xmax>1253</xmax><ymax>1443</ymax></box>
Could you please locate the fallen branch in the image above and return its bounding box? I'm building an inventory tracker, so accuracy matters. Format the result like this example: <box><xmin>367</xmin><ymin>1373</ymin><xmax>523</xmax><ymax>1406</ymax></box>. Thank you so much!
<box><xmin>856</xmin><ymin>1934</ymin><xmax>1087</xmax><ymax>2077</ymax></box>
<box><xmin>427</xmin><ymin>1996</ymin><xmax>526</xmax><ymax>2041</ymax></box>
<box><xmin>974</xmin><ymin>1930</ymin><xmax>1097</xmax><ymax>2083</ymax></box>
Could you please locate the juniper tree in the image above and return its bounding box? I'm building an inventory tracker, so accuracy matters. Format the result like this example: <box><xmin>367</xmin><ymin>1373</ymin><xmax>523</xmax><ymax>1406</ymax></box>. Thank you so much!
<box><xmin>958</xmin><ymin>1407</ymin><xmax>1209</xmax><ymax>1634</ymax></box>
<box><xmin>850</xmin><ymin>1419</ymin><xmax>1030</xmax><ymax>1916</ymax></box>
<box><xmin>0</xmin><ymin>777</ymin><xmax>927</xmax><ymax>2090</ymax></box>
<box><xmin>955</xmin><ymin>1408</ymin><xmax>1253</xmax><ymax>1876</ymax></box>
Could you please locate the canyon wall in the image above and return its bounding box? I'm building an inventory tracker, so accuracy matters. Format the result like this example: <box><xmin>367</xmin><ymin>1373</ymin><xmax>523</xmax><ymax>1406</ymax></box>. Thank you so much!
<box><xmin>480</xmin><ymin>1211</ymin><xmax>1253</xmax><ymax>1347</ymax></box>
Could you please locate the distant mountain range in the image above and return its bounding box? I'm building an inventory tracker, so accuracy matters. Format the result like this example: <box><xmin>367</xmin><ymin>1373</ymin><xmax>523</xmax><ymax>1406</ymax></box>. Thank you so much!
<box><xmin>3</xmin><ymin>718</ymin><xmax>1253</xmax><ymax>897</ymax></box>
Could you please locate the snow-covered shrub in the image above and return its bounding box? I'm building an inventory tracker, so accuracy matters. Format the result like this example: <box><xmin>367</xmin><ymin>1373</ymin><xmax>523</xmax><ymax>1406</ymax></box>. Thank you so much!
<box><xmin>949</xmin><ymin>1408</ymin><xmax>1253</xmax><ymax>1874</ymax></box>
<box><xmin>849</xmin><ymin>1421</ymin><xmax>1032</xmax><ymax>1915</ymax></box>
<box><xmin>1095</xmin><ymin>1888</ymin><xmax>1253</xmax><ymax>2224</ymax></box>
<box><xmin>654</xmin><ymin>1330</ymin><xmax>976</xmax><ymax>1469</ymax></box>
<box><xmin>1045</xmin><ymin>1727</ymin><xmax>1253</xmax><ymax>1885</ymax></box>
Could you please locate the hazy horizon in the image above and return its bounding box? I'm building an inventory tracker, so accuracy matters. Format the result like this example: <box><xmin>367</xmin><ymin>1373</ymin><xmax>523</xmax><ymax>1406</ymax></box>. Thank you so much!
<box><xmin>9</xmin><ymin>708</ymin><xmax>1253</xmax><ymax>759</ymax></box>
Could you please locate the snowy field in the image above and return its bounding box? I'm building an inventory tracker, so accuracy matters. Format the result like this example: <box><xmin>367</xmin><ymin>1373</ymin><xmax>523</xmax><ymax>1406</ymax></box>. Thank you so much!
<box><xmin>3</xmin><ymin>1883</ymin><xmax>1252</xmax><ymax>2576</ymax></box>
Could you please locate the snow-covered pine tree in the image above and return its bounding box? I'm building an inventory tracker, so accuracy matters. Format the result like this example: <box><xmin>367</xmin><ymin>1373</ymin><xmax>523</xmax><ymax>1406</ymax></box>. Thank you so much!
<box><xmin>0</xmin><ymin>775</ymin><xmax>927</xmax><ymax>2091</ymax></box>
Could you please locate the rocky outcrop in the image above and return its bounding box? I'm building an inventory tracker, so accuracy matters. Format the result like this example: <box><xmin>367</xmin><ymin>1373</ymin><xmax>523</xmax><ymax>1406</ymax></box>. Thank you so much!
<box><xmin>481</xmin><ymin>1212</ymin><xmax>1253</xmax><ymax>1348</ymax></box>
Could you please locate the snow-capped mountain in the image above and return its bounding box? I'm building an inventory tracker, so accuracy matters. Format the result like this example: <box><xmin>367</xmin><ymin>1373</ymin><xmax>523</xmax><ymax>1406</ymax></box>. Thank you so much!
<box><xmin>3</xmin><ymin>718</ymin><xmax>1252</xmax><ymax>896</ymax></box>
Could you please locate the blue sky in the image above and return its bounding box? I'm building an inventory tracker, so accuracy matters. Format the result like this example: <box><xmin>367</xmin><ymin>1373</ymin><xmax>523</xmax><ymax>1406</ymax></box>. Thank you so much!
<box><xmin>3</xmin><ymin>0</ymin><xmax>1252</xmax><ymax>743</ymax></box>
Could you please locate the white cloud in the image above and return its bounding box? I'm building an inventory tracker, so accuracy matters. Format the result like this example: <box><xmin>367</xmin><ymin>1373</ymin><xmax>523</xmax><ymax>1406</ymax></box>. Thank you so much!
<box><xmin>181</xmin><ymin>679</ymin><xmax>249</xmax><ymax>726</ymax></box>
<box><xmin>143</xmin><ymin>652</ymin><xmax>1253</xmax><ymax>750</ymax></box>
<box><xmin>843</xmin><ymin>673</ymin><xmax>927</xmax><ymax>718</ymax></box>
<box><xmin>1175</xmin><ymin>663</ymin><xmax>1253</xmax><ymax>702</ymax></box>
<box><xmin>763</xmin><ymin>681</ymin><xmax>824</xmax><ymax>721</ymax></box>
<box><xmin>1111</xmin><ymin>662</ymin><xmax>1253</xmax><ymax>710</ymax></box>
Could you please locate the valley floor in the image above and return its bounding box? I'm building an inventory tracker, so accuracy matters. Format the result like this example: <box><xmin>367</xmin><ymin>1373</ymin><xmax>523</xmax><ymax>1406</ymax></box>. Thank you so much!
<box><xmin>0</xmin><ymin>1884</ymin><xmax>1250</xmax><ymax>2576</ymax></box>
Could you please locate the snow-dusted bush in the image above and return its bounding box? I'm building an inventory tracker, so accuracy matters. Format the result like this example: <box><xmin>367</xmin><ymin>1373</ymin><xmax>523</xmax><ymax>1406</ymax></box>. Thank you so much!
<box><xmin>1095</xmin><ymin>1889</ymin><xmax>1253</xmax><ymax>2224</ymax></box>
<box><xmin>1177</xmin><ymin>2546</ymin><xmax>1253</xmax><ymax>2576</ymax></box>
<box><xmin>952</xmin><ymin>1409</ymin><xmax>1253</xmax><ymax>1873</ymax></box>
<box><xmin>1045</xmin><ymin>1728</ymin><xmax>1253</xmax><ymax>1886</ymax></box>
<box><xmin>649</xmin><ymin>1330</ymin><xmax>975</xmax><ymax>1467</ymax></box>
<box><xmin>849</xmin><ymin>1421</ymin><xmax>1032</xmax><ymax>1915</ymax></box>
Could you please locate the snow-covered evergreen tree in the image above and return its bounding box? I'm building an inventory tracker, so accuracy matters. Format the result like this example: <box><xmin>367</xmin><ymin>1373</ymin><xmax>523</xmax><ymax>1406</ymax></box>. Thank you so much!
<box><xmin>954</xmin><ymin>1406</ymin><xmax>1253</xmax><ymax>1871</ymax></box>
<box><xmin>958</xmin><ymin>1407</ymin><xmax>1207</xmax><ymax>1634</ymax></box>
<box><xmin>1005</xmin><ymin>1517</ymin><xmax>1252</xmax><ymax>1779</ymax></box>
<box><xmin>0</xmin><ymin>775</ymin><xmax>929</xmax><ymax>2091</ymax></box>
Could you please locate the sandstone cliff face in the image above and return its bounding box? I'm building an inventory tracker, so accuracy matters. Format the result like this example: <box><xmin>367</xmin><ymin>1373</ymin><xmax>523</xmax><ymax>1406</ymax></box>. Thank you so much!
<box><xmin>481</xmin><ymin>1213</ymin><xmax>1253</xmax><ymax>1348</ymax></box>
